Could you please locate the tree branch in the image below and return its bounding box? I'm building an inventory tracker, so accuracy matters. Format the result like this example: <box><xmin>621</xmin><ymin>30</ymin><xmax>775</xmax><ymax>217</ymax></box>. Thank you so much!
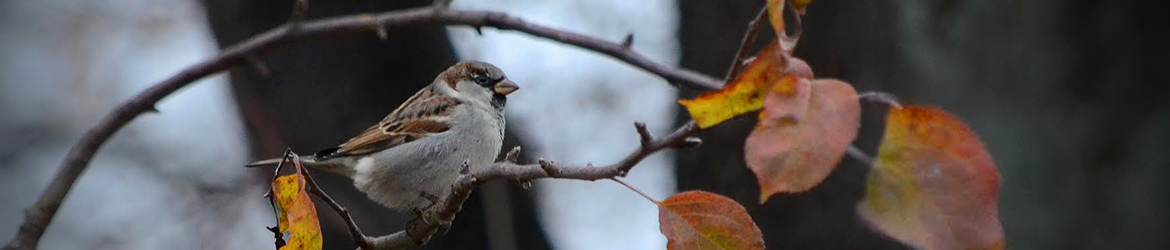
<box><xmin>427</xmin><ymin>10</ymin><xmax>722</xmax><ymax>89</ymax></box>
<box><xmin>0</xmin><ymin>5</ymin><xmax>719</xmax><ymax>249</ymax></box>
<box><xmin>1</xmin><ymin>3</ymin><xmax>866</xmax><ymax>249</ymax></box>
<box><xmin>364</xmin><ymin>121</ymin><xmax>699</xmax><ymax>249</ymax></box>
<box><xmin>302</xmin><ymin>166</ymin><xmax>371</xmax><ymax>249</ymax></box>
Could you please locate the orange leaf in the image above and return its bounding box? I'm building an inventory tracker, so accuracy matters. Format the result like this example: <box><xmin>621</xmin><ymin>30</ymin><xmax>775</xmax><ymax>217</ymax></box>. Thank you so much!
<box><xmin>273</xmin><ymin>167</ymin><xmax>323</xmax><ymax>250</ymax></box>
<box><xmin>679</xmin><ymin>42</ymin><xmax>788</xmax><ymax>128</ymax></box>
<box><xmin>746</xmin><ymin>78</ymin><xmax>859</xmax><ymax>202</ymax></box>
<box><xmin>658</xmin><ymin>191</ymin><xmax>764</xmax><ymax>250</ymax></box>
<box><xmin>858</xmin><ymin>106</ymin><xmax>1003</xmax><ymax>250</ymax></box>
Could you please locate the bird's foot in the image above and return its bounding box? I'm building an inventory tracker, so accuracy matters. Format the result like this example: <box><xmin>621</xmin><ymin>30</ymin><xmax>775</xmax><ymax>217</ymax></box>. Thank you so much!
<box><xmin>406</xmin><ymin>192</ymin><xmax>451</xmax><ymax>233</ymax></box>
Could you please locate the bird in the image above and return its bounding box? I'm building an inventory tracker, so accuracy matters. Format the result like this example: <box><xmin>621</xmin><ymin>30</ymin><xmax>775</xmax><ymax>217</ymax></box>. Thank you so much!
<box><xmin>247</xmin><ymin>61</ymin><xmax>519</xmax><ymax>213</ymax></box>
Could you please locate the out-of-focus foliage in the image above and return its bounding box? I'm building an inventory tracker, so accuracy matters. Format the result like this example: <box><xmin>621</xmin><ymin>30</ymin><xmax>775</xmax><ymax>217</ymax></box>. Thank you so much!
<box><xmin>746</xmin><ymin>77</ymin><xmax>859</xmax><ymax>201</ymax></box>
<box><xmin>858</xmin><ymin>106</ymin><xmax>1003</xmax><ymax>250</ymax></box>
<box><xmin>680</xmin><ymin>1</ymin><xmax>1004</xmax><ymax>249</ymax></box>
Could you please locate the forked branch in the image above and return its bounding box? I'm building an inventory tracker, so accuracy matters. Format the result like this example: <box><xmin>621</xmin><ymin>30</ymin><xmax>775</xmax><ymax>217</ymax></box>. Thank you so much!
<box><xmin>1</xmin><ymin>1</ymin><xmax>865</xmax><ymax>249</ymax></box>
<box><xmin>363</xmin><ymin>121</ymin><xmax>699</xmax><ymax>249</ymax></box>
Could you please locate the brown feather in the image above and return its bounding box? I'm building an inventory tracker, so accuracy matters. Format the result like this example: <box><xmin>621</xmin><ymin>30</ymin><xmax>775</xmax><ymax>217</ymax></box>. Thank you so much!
<box><xmin>330</xmin><ymin>86</ymin><xmax>459</xmax><ymax>157</ymax></box>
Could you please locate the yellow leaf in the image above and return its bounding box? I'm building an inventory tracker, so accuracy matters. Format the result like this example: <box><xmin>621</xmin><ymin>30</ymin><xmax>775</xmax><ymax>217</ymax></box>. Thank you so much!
<box><xmin>273</xmin><ymin>171</ymin><xmax>323</xmax><ymax>250</ymax></box>
<box><xmin>679</xmin><ymin>42</ymin><xmax>786</xmax><ymax>128</ymax></box>
<box><xmin>858</xmin><ymin>106</ymin><xmax>1003</xmax><ymax>250</ymax></box>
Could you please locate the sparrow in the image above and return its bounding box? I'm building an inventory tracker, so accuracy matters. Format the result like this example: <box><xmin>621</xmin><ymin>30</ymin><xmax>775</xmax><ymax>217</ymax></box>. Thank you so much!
<box><xmin>248</xmin><ymin>61</ymin><xmax>519</xmax><ymax>213</ymax></box>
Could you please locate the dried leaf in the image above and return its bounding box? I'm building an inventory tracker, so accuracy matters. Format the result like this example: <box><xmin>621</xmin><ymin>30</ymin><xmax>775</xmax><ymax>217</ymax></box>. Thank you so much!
<box><xmin>765</xmin><ymin>0</ymin><xmax>800</xmax><ymax>51</ymax></box>
<box><xmin>679</xmin><ymin>42</ymin><xmax>788</xmax><ymax>128</ymax></box>
<box><xmin>858</xmin><ymin>106</ymin><xmax>1003</xmax><ymax>250</ymax></box>
<box><xmin>273</xmin><ymin>168</ymin><xmax>323</xmax><ymax>250</ymax></box>
<box><xmin>658</xmin><ymin>191</ymin><xmax>764</xmax><ymax>250</ymax></box>
<box><xmin>746</xmin><ymin>78</ymin><xmax>859</xmax><ymax>202</ymax></box>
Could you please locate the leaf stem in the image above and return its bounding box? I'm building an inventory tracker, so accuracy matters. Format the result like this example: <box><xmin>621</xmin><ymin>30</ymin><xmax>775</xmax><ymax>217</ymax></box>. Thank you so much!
<box><xmin>858</xmin><ymin>91</ymin><xmax>903</xmax><ymax>109</ymax></box>
<box><xmin>724</xmin><ymin>6</ymin><xmax>769</xmax><ymax>81</ymax></box>
<box><xmin>846</xmin><ymin>145</ymin><xmax>875</xmax><ymax>169</ymax></box>
<box><xmin>611</xmin><ymin>178</ymin><xmax>659</xmax><ymax>204</ymax></box>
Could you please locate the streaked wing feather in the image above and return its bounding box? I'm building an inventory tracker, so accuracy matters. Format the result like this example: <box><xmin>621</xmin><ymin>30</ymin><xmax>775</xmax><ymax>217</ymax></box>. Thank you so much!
<box><xmin>332</xmin><ymin>86</ymin><xmax>459</xmax><ymax>156</ymax></box>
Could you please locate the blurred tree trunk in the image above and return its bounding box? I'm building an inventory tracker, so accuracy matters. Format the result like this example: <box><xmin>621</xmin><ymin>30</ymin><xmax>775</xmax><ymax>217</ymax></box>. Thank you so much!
<box><xmin>677</xmin><ymin>0</ymin><xmax>1169</xmax><ymax>249</ymax></box>
<box><xmin>199</xmin><ymin>1</ymin><xmax>549</xmax><ymax>249</ymax></box>
<box><xmin>888</xmin><ymin>0</ymin><xmax>1170</xmax><ymax>249</ymax></box>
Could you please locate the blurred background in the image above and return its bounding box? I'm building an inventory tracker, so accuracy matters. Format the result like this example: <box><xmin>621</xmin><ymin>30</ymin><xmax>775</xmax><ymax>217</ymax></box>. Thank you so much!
<box><xmin>1</xmin><ymin>0</ymin><xmax>1166</xmax><ymax>249</ymax></box>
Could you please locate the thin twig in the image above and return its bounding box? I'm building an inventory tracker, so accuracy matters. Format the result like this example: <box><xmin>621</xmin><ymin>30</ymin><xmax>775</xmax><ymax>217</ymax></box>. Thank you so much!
<box><xmin>301</xmin><ymin>167</ymin><xmax>370</xmax><ymax>249</ymax></box>
<box><xmin>265</xmin><ymin>148</ymin><xmax>294</xmax><ymax>198</ymax></box>
<box><xmin>724</xmin><ymin>6</ymin><xmax>769</xmax><ymax>81</ymax></box>
<box><xmin>620</xmin><ymin>34</ymin><xmax>634</xmax><ymax>50</ymax></box>
<box><xmin>634</xmin><ymin>122</ymin><xmax>652</xmax><ymax>147</ymax></box>
<box><xmin>289</xmin><ymin>0</ymin><xmax>309</xmax><ymax>24</ymax></box>
<box><xmin>265</xmin><ymin>149</ymin><xmax>294</xmax><ymax>249</ymax></box>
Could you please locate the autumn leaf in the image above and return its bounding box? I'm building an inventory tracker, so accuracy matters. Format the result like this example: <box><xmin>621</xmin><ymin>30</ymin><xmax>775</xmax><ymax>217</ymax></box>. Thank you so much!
<box><xmin>858</xmin><ymin>106</ymin><xmax>1004</xmax><ymax>250</ymax></box>
<box><xmin>273</xmin><ymin>164</ymin><xmax>323</xmax><ymax>250</ymax></box>
<box><xmin>746</xmin><ymin>78</ymin><xmax>860</xmax><ymax>202</ymax></box>
<box><xmin>679</xmin><ymin>43</ymin><xmax>784</xmax><ymax>128</ymax></box>
<box><xmin>658</xmin><ymin>191</ymin><xmax>765</xmax><ymax>250</ymax></box>
<box><xmin>765</xmin><ymin>0</ymin><xmax>801</xmax><ymax>51</ymax></box>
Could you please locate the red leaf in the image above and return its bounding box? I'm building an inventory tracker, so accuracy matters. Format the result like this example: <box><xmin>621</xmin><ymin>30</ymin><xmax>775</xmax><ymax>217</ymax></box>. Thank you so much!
<box><xmin>658</xmin><ymin>191</ymin><xmax>765</xmax><ymax>250</ymax></box>
<box><xmin>858</xmin><ymin>106</ymin><xmax>1003</xmax><ymax>250</ymax></box>
<box><xmin>746</xmin><ymin>78</ymin><xmax>860</xmax><ymax>202</ymax></box>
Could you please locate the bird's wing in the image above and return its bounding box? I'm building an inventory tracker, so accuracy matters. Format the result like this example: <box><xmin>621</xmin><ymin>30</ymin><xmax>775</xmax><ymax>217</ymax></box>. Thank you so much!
<box><xmin>321</xmin><ymin>86</ymin><xmax>459</xmax><ymax>158</ymax></box>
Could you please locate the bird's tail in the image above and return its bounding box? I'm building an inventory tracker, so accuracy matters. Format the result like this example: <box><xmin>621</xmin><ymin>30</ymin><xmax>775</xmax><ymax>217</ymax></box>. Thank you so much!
<box><xmin>245</xmin><ymin>156</ymin><xmax>355</xmax><ymax>178</ymax></box>
<box><xmin>243</xmin><ymin>158</ymin><xmax>286</xmax><ymax>168</ymax></box>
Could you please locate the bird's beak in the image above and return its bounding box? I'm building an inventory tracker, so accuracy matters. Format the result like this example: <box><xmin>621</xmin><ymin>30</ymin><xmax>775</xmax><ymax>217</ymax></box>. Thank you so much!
<box><xmin>493</xmin><ymin>80</ymin><xmax>519</xmax><ymax>95</ymax></box>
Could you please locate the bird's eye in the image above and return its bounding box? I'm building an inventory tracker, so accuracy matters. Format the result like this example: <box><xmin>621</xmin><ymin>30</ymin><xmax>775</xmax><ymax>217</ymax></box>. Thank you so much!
<box><xmin>474</xmin><ymin>75</ymin><xmax>491</xmax><ymax>86</ymax></box>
